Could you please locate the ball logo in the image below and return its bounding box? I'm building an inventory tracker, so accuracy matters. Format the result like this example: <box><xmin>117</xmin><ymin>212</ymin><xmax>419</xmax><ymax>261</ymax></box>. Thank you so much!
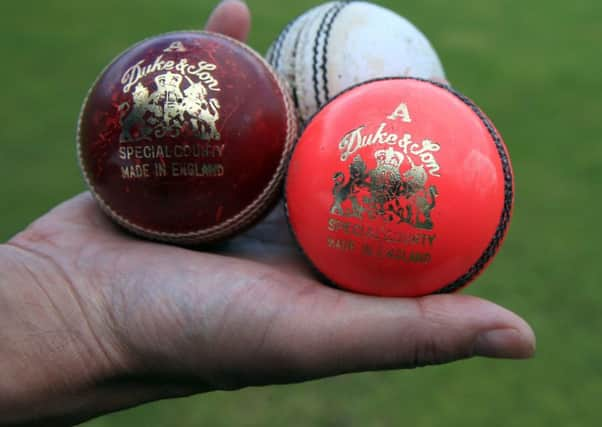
<box><xmin>331</xmin><ymin>103</ymin><xmax>440</xmax><ymax>231</ymax></box>
<box><xmin>118</xmin><ymin>48</ymin><xmax>222</xmax><ymax>143</ymax></box>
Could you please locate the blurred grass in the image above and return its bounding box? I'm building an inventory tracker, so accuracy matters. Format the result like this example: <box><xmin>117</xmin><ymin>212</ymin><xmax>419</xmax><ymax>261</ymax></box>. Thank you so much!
<box><xmin>1</xmin><ymin>0</ymin><xmax>601</xmax><ymax>426</ymax></box>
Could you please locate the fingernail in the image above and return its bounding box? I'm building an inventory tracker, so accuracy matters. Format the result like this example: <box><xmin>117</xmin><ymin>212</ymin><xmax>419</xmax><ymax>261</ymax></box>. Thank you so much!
<box><xmin>474</xmin><ymin>329</ymin><xmax>536</xmax><ymax>359</ymax></box>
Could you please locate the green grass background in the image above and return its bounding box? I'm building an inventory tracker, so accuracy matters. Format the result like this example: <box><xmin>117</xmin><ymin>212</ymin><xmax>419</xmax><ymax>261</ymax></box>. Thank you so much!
<box><xmin>1</xmin><ymin>0</ymin><xmax>600</xmax><ymax>425</ymax></box>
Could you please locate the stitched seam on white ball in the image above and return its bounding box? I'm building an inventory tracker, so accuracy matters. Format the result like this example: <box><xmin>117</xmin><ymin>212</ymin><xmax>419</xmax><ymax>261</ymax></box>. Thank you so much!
<box><xmin>319</xmin><ymin>1</ymin><xmax>349</xmax><ymax>104</ymax></box>
<box><xmin>311</xmin><ymin>6</ymin><xmax>335</xmax><ymax>109</ymax></box>
<box><xmin>298</xmin><ymin>2</ymin><xmax>340</xmax><ymax>121</ymax></box>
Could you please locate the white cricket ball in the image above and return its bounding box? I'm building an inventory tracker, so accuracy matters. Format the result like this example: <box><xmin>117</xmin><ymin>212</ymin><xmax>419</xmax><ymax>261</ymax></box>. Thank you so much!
<box><xmin>266</xmin><ymin>1</ymin><xmax>447</xmax><ymax>123</ymax></box>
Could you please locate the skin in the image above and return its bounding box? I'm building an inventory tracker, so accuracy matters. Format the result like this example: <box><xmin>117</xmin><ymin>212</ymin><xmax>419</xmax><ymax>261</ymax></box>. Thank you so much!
<box><xmin>0</xmin><ymin>1</ymin><xmax>535</xmax><ymax>426</ymax></box>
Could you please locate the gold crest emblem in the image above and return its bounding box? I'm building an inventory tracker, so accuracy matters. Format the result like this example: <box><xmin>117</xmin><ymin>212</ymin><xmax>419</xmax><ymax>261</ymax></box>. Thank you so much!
<box><xmin>331</xmin><ymin>106</ymin><xmax>441</xmax><ymax>231</ymax></box>
<box><xmin>331</xmin><ymin>148</ymin><xmax>438</xmax><ymax>230</ymax></box>
<box><xmin>118</xmin><ymin>55</ymin><xmax>221</xmax><ymax>143</ymax></box>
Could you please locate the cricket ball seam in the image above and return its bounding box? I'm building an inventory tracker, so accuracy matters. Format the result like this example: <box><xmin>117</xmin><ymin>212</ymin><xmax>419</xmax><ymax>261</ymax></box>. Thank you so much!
<box><xmin>311</xmin><ymin>3</ymin><xmax>341</xmax><ymax>110</ymax></box>
<box><xmin>77</xmin><ymin>30</ymin><xmax>298</xmax><ymax>245</ymax></box>
<box><xmin>289</xmin><ymin>26</ymin><xmax>304</xmax><ymax>113</ymax></box>
<box><xmin>285</xmin><ymin>77</ymin><xmax>514</xmax><ymax>295</ymax></box>
<box><xmin>268</xmin><ymin>2</ymin><xmax>349</xmax><ymax>121</ymax></box>
<box><xmin>319</xmin><ymin>1</ymin><xmax>350</xmax><ymax>104</ymax></box>
<box><xmin>267</xmin><ymin>15</ymin><xmax>295</xmax><ymax>70</ymax></box>
<box><xmin>434</xmin><ymin>85</ymin><xmax>514</xmax><ymax>293</ymax></box>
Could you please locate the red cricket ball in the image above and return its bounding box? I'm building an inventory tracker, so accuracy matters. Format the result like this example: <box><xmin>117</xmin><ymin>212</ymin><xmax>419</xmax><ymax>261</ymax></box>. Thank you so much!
<box><xmin>286</xmin><ymin>78</ymin><xmax>514</xmax><ymax>297</ymax></box>
<box><xmin>78</xmin><ymin>31</ymin><xmax>297</xmax><ymax>244</ymax></box>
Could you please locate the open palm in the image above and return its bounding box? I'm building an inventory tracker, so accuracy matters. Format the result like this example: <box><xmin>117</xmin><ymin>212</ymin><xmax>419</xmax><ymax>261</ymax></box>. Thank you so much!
<box><xmin>0</xmin><ymin>2</ymin><xmax>535</xmax><ymax>426</ymax></box>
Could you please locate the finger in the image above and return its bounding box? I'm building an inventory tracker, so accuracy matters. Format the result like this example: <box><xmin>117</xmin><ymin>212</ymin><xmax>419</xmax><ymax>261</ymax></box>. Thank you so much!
<box><xmin>8</xmin><ymin>192</ymin><xmax>127</xmax><ymax>246</ymax></box>
<box><xmin>35</xmin><ymin>192</ymin><xmax>111</xmax><ymax>229</ymax></box>
<box><xmin>204</xmin><ymin>0</ymin><xmax>251</xmax><ymax>43</ymax></box>
<box><xmin>235</xmin><ymin>292</ymin><xmax>535</xmax><ymax>386</ymax></box>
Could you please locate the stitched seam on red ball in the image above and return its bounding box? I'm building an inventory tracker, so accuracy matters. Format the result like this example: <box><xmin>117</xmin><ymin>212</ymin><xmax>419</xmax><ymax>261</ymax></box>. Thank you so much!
<box><xmin>77</xmin><ymin>31</ymin><xmax>298</xmax><ymax>244</ymax></box>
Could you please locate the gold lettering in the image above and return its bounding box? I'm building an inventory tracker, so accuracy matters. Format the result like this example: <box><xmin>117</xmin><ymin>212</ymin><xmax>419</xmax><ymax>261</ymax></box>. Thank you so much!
<box><xmin>143</xmin><ymin>145</ymin><xmax>152</xmax><ymax>159</ymax></box>
<box><xmin>121</xmin><ymin>56</ymin><xmax>220</xmax><ymax>94</ymax></box>
<box><xmin>155</xmin><ymin>162</ymin><xmax>167</xmax><ymax>177</ymax></box>
<box><xmin>121</xmin><ymin>60</ymin><xmax>146</xmax><ymax>93</ymax></box>
<box><xmin>327</xmin><ymin>238</ymin><xmax>355</xmax><ymax>252</ymax></box>
<box><xmin>328</xmin><ymin>218</ymin><xmax>337</xmax><ymax>232</ymax></box>
<box><xmin>339</xmin><ymin>125</ymin><xmax>365</xmax><ymax>162</ymax></box>
<box><xmin>121</xmin><ymin>164</ymin><xmax>150</xmax><ymax>179</ymax></box>
<box><xmin>164</xmin><ymin>41</ymin><xmax>187</xmax><ymax>53</ymax></box>
<box><xmin>387</xmin><ymin>103</ymin><xmax>412</xmax><ymax>123</ymax></box>
<box><xmin>119</xmin><ymin>143</ymin><xmax>226</xmax><ymax>160</ymax></box>
<box><xmin>186</xmin><ymin>61</ymin><xmax>221</xmax><ymax>91</ymax></box>
<box><xmin>410</xmin><ymin>139</ymin><xmax>442</xmax><ymax>177</ymax></box>
<box><xmin>361</xmin><ymin>242</ymin><xmax>431</xmax><ymax>264</ymax></box>
<box><xmin>328</xmin><ymin>217</ymin><xmax>436</xmax><ymax>247</ymax></box>
<box><xmin>171</xmin><ymin>163</ymin><xmax>224</xmax><ymax>177</ymax></box>
<box><xmin>338</xmin><ymin>122</ymin><xmax>441</xmax><ymax>177</ymax></box>
<box><xmin>174</xmin><ymin>145</ymin><xmax>184</xmax><ymax>158</ymax></box>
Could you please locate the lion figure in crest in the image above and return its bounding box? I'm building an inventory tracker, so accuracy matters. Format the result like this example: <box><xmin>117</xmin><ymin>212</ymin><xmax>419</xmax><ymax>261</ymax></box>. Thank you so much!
<box><xmin>119</xmin><ymin>71</ymin><xmax>221</xmax><ymax>143</ymax></box>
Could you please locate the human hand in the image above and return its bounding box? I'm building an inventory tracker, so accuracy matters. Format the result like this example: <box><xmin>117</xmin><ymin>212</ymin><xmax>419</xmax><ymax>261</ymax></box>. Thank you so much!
<box><xmin>0</xmin><ymin>1</ymin><xmax>535</xmax><ymax>426</ymax></box>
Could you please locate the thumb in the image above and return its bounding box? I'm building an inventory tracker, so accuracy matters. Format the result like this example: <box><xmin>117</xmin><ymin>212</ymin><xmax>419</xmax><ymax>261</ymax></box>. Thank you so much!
<box><xmin>204</xmin><ymin>0</ymin><xmax>251</xmax><ymax>43</ymax></box>
<box><xmin>231</xmin><ymin>292</ymin><xmax>536</xmax><ymax>386</ymax></box>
